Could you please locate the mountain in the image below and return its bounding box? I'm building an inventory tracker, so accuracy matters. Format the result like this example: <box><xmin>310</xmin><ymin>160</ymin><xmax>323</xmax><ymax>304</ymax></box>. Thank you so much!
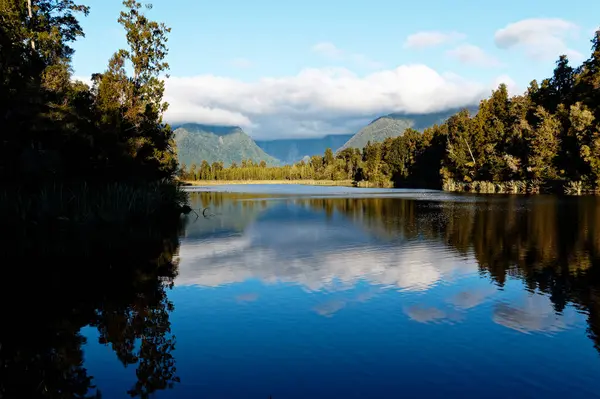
<box><xmin>173</xmin><ymin>124</ymin><xmax>280</xmax><ymax>166</ymax></box>
<box><xmin>255</xmin><ymin>134</ymin><xmax>354</xmax><ymax>164</ymax></box>
<box><xmin>337</xmin><ymin>108</ymin><xmax>476</xmax><ymax>152</ymax></box>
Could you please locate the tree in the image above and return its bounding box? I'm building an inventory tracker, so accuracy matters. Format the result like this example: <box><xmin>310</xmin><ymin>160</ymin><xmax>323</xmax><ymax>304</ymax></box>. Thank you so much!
<box><xmin>443</xmin><ymin>109</ymin><xmax>475</xmax><ymax>182</ymax></box>
<box><xmin>574</xmin><ymin>30</ymin><xmax>600</xmax><ymax>121</ymax></box>
<box><xmin>94</xmin><ymin>0</ymin><xmax>176</xmax><ymax>180</ymax></box>
<box><xmin>363</xmin><ymin>141</ymin><xmax>383</xmax><ymax>182</ymax></box>
<box><xmin>200</xmin><ymin>160</ymin><xmax>211</xmax><ymax>180</ymax></box>
<box><xmin>569</xmin><ymin>102</ymin><xmax>599</xmax><ymax>184</ymax></box>
<box><xmin>526</xmin><ymin>106</ymin><xmax>560</xmax><ymax>180</ymax></box>
<box><xmin>0</xmin><ymin>0</ymin><xmax>89</xmax><ymax>181</ymax></box>
<box><xmin>324</xmin><ymin>148</ymin><xmax>334</xmax><ymax>166</ymax></box>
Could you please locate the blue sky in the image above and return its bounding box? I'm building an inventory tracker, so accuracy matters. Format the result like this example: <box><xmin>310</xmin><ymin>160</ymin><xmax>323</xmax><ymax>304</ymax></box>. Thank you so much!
<box><xmin>71</xmin><ymin>0</ymin><xmax>600</xmax><ymax>139</ymax></box>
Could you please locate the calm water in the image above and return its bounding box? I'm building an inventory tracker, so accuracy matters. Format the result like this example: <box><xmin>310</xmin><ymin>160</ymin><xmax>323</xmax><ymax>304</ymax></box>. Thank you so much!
<box><xmin>9</xmin><ymin>185</ymin><xmax>600</xmax><ymax>398</ymax></box>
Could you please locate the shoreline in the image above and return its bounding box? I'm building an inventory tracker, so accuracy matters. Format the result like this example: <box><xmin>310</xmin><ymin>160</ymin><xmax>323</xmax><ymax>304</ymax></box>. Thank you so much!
<box><xmin>179</xmin><ymin>179</ymin><xmax>600</xmax><ymax>196</ymax></box>
<box><xmin>180</xmin><ymin>179</ymin><xmax>355</xmax><ymax>187</ymax></box>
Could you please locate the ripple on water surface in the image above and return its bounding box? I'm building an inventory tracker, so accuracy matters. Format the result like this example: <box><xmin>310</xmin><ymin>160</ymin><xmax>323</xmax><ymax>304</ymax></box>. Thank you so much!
<box><xmin>82</xmin><ymin>189</ymin><xmax>600</xmax><ymax>398</ymax></box>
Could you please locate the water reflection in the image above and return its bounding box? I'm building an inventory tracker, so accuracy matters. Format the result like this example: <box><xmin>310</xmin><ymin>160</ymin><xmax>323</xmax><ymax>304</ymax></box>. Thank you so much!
<box><xmin>493</xmin><ymin>294</ymin><xmax>581</xmax><ymax>335</ymax></box>
<box><xmin>5</xmin><ymin>189</ymin><xmax>600</xmax><ymax>398</ymax></box>
<box><xmin>181</xmin><ymin>192</ymin><xmax>600</xmax><ymax>355</ymax></box>
<box><xmin>446</xmin><ymin>287</ymin><xmax>497</xmax><ymax>309</ymax></box>
<box><xmin>0</xmin><ymin>220</ymin><xmax>183</xmax><ymax>398</ymax></box>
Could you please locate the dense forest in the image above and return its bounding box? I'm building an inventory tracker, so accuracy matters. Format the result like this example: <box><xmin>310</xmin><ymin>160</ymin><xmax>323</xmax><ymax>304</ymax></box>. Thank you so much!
<box><xmin>1</xmin><ymin>0</ymin><xmax>186</xmax><ymax>227</ymax></box>
<box><xmin>183</xmin><ymin>30</ymin><xmax>600</xmax><ymax>194</ymax></box>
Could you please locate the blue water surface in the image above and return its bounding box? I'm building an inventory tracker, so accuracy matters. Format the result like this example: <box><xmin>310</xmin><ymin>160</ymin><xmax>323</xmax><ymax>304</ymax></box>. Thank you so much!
<box><xmin>82</xmin><ymin>185</ymin><xmax>600</xmax><ymax>398</ymax></box>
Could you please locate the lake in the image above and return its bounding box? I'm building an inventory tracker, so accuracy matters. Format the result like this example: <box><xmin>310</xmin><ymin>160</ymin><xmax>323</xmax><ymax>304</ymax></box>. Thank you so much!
<box><xmin>7</xmin><ymin>185</ymin><xmax>600</xmax><ymax>398</ymax></box>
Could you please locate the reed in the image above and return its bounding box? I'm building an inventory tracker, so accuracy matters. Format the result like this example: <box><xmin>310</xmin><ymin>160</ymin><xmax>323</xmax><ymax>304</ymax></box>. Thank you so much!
<box><xmin>442</xmin><ymin>179</ymin><xmax>533</xmax><ymax>194</ymax></box>
<box><xmin>1</xmin><ymin>180</ymin><xmax>188</xmax><ymax>225</ymax></box>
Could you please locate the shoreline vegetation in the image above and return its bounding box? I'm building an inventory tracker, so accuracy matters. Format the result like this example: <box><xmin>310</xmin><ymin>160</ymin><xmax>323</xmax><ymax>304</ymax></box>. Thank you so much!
<box><xmin>181</xmin><ymin>179</ymin><xmax>354</xmax><ymax>187</ymax></box>
<box><xmin>181</xmin><ymin>29</ymin><xmax>600</xmax><ymax>196</ymax></box>
<box><xmin>1</xmin><ymin>0</ymin><xmax>190</xmax><ymax>230</ymax></box>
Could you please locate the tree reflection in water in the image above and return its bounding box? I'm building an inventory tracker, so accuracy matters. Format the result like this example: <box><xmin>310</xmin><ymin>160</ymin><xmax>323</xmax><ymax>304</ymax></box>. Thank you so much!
<box><xmin>300</xmin><ymin>195</ymin><xmax>600</xmax><ymax>353</ymax></box>
<box><xmin>187</xmin><ymin>192</ymin><xmax>600</xmax><ymax>354</ymax></box>
<box><xmin>0</xmin><ymin>219</ymin><xmax>183</xmax><ymax>399</ymax></box>
<box><xmin>4</xmin><ymin>191</ymin><xmax>599</xmax><ymax>398</ymax></box>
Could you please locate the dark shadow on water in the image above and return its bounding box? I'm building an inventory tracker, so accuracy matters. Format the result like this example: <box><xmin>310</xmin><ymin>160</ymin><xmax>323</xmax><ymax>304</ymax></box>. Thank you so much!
<box><xmin>0</xmin><ymin>214</ymin><xmax>184</xmax><ymax>398</ymax></box>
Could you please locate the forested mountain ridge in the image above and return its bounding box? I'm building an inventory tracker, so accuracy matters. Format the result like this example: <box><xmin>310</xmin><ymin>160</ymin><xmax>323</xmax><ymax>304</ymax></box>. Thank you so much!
<box><xmin>337</xmin><ymin>109</ymin><xmax>474</xmax><ymax>152</ymax></box>
<box><xmin>174</xmin><ymin>124</ymin><xmax>280</xmax><ymax>167</ymax></box>
<box><xmin>179</xmin><ymin>109</ymin><xmax>470</xmax><ymax>168</ymax></box>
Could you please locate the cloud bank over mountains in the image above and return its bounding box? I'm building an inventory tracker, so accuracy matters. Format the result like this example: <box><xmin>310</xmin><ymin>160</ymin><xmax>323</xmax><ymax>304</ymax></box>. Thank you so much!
<box><xmin>76</xmin><ymin>18</ymin><xmax>591</xmax><ymax>140</ymax></box>
<box><xmin>163</xmin><ymin>66</ymin><xmax>496</xmax><ymax>140</ymax></box>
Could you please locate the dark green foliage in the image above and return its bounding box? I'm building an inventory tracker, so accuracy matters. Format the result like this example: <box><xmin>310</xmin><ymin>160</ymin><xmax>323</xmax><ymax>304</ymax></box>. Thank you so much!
<box><xmin>1</xmin><ymin>181</ymin><xmax>187</xmax><ymax>229</ymax></box>
<box><xmin>0</xmin><ymin>0</ymin><xmax>179</xmax><ymax>185</ymax></box>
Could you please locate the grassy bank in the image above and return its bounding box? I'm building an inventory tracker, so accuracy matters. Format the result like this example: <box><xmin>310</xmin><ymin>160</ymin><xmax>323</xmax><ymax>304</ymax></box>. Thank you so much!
<box><xmin>181</xmin><ymin>179</ymin><xmax>355</xmax><ymax>187</ymax></box>
<box><xmin>2</xmin><ymin>180</ymin><xmax>189</xmax><ymax>226</ymax></box>
<box><xmin>2</xmin><ymin>180</ymin><xmax>189</xmax><ymax>257</ymax></box>
<box><xmin>442</xmin><ymin>179</ymin><xmax>600</xmax><ymax>195</ymax></box>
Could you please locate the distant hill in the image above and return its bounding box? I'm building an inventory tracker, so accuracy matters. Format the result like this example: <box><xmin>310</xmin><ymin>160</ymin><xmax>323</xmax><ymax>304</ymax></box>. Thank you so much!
<box><xmin>337</xmin><ymin>108</ymin><xmax>476</xmax><ymax>152</ymax></box>
<box><xmin>255</xmin><ymin>134</ymin><xmax>354</xmax><ymax>164</ymax></box>
<box><xmin>173</xmin><ymin>124</ymin><xmax>280</xmax><ymax>166</ymax></box>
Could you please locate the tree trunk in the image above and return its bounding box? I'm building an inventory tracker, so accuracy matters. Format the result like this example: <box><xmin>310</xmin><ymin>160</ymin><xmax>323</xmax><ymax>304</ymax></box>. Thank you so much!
<box><xmin>463</xmin><ymin>137</ymin><xmax>476</xmax><ymax>166</ymax></box>
<box><xmin>27</xmin><ymin>0</ymin><xmax>36</xmax><ymax>50</ymax></box>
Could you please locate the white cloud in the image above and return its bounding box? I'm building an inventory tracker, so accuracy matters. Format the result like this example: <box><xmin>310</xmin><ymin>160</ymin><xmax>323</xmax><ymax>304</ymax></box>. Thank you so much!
<box><xmin>447</xmin><ymin>288</ymin><xmax>497</xmax><ymax>310</ymax></box>
<box><xmin>403</xmin><ymin>31</ymin><xmax>466</xmax><ymax>49</ymax></box>
<box><xmin>446</xmin><ymin>44</ymin><xmax>502</xmax><ymax>67</ymax></box>
<box><xmin>164</xmin><ymin>102</ymin><xmax>254</xmax><ymax>128</ymax></box>
<box><xmin>404</xmin><ymin>305</ymin><xmax>448</xmax><ymax>323</ymax></box>
<box><xmin>492</xmin><ymin>74</ymin><xmax>520</xmax><ymax>96</ymax></box>
<box><xmin>175</xmin><ymin>221</ymin><xmax>479</xmax><ymax>291</ymax></box>
<box><xmin>494</xmin><ymin>18</ymin><xmax>582</xmax><ymax>61</ymax></box>
<box><xmin>311</xmin><ymin>42</ymin><xmax>384</xmax><ymax>69</ymax></box>
<box><xmin>229</xmin><ymin>57</ymin><xmax>253</xmax><ymax>69</ymax></box>
<box><xmin>493</xmin><ymin>294</ymin><xmax>582</xmax><ymax>335</ymax></box>
<box><xmin>163</xmin><ymin>66</ymin><xmax>507</xmax><ymax>139</ymax></box>
<box><xmin>403</xmin><ymin>305</ymin><xmax>465</xmax><ymax>324</ymax></box>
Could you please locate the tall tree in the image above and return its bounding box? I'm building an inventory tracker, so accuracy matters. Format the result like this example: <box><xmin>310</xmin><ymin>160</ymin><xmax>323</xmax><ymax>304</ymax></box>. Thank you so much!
<box><xmin>94</xmin><ymin>0</ymin><xmax>177</xmax><ymax>179</ymax></box>
<box><xmin>526</xmin><ymin>106</ymin><xmax>560</xmax><ymax>180</ymax></box>
<box><xmin>575</xmin><ymin>30</ymin><xmax>600</xmax><ymax>119</ymax></box>
<box><xmin>0</xmin><ymin>0</ymin><xmax>89</xmax><ymax>181</ymax></box>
